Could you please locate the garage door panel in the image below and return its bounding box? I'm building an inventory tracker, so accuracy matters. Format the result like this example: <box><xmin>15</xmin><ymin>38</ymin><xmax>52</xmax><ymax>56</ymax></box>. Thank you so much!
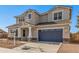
<box><xmin>38</xmin><ymin>29</ymin><xmax>63</xmax><ymax>42</ymax></box>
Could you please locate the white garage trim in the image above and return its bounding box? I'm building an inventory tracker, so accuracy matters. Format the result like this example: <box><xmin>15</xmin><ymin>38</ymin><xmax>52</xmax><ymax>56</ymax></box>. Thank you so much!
<box><xmin>36</xmin><ymin>27</ymin><xmax>64</xmax><ymax>42</ymax></box>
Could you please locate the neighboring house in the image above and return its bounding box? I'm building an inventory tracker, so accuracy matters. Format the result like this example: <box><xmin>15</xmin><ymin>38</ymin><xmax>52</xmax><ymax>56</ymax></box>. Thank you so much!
<box><xmin>7</xmin><ymin>6</ymin><xmax>72</xmax><ymax>42</ymax></box>
<box><xmin>0</xmin><ymin>29</ymin><xmax>8</xmax><ymax>38</ymax></box>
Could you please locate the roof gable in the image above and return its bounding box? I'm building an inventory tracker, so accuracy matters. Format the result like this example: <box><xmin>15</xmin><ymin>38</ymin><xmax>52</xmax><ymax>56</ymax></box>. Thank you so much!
<box><xmin>15</xmin><ymin>6</ymin><xmax>72</xmax><ymax>17</ymax></box>
<box><xmin>15</xmin><ymin>9</ymin><xmax>40</xmax><ymax>18</ymax></box>
<box><xmin>41</xmin><ymin>6</ymin><xmax>72</xmax><ymax>15</ymax></box>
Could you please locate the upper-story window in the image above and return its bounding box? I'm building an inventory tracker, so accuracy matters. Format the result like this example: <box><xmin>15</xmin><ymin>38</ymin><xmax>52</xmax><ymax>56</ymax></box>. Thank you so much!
<box><xmin>28</xmin><ymin>14</ymin><xmax>32</xmax><ymax>19</ymax></box>
<box><xmin>58</xmin><ymin>12</ymin><xmax>62</xmax><ymax>19</ymax></box>
<box><xmin>54</xmin><ymin>12</ymin><xmax>62</xmax><ymax>20</ymax></box>
<box><xmin>19</xmin><ymin>18</ymin><xmax>25</xmax><ymax>22</ymax></box>
<box><xmin>54</xmin><ymin>13</ymin><xmax>57</xmax><ymax>20</ymax></box>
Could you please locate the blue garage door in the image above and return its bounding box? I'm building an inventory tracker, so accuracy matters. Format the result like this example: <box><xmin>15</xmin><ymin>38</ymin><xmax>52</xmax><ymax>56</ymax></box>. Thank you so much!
<box><xmin>38</xmin><ymin>29</ymin><xmax>63</xmax><ymax>42</ymax></box>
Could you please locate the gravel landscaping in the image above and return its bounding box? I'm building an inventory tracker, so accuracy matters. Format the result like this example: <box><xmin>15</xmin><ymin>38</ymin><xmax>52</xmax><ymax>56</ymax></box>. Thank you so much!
<box><xmin>0</xmin><ymin>39</ymin><xmax>25</xmax><ymax>49</ymax></box>
<box><xmin>58</xmin><ymin>43</ymin><xmax>79</xmax><ymax>53</ymax></box>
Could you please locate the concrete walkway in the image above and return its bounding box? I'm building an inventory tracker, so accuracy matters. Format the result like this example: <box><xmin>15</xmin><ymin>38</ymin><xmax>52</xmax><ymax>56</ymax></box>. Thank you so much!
<box><xmin>0</xmin><ymin>42</ymin><xmax>62</xmax><ymax>53</ymax></box>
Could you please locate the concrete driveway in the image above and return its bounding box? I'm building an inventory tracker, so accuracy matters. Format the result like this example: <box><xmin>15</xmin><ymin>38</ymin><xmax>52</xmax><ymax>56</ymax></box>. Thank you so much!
<box><xmin>13</xmin><ymin>42</ymin><xmax>62</xmax><ymax>53</ymax></box>
<box><xmin>0</xmin><ymin>42</ymin><xmax>62</xmax><ymax>53</ymax></box>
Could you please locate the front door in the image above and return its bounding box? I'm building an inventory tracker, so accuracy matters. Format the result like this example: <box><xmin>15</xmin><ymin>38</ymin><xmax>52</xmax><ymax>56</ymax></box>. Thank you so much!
<box><xmin>22</xmin><ymin>28</ymin><xmax>28</xmax><ymax>38</ymax></box>
<box><xmin>23</xmin><ymin>29</ymin><xmax>26</xmax><ymax>37</ymax></box>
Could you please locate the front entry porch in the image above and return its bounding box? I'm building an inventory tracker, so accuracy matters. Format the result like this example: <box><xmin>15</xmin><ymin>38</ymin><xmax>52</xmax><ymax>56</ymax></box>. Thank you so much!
<box><xmin>16</xmin><ymin>26</ymin><xmax>33</xmax><ymax>41</ymax></box>
<box><xmin>20</xmin><ymin>28</ymin><xmax>28</xmax><ymax>40</ymax></box>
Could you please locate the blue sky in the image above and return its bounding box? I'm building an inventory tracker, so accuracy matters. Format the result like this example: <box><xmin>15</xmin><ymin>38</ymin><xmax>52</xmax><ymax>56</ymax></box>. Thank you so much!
<box><xmin>0</xmin><ymin>5</ymin><xmax>78</xmax><ymax>33</ymax></box>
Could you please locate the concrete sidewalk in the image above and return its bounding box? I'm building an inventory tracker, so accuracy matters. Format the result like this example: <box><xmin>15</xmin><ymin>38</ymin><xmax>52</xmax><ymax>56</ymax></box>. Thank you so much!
<box><xmin>0</xmin><ymin>47</ymin><xmax>22</xmax><ymax>53</ymax></box>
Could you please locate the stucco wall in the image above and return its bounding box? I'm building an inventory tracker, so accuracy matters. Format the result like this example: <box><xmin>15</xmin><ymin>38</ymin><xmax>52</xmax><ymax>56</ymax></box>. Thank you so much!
<box><xmin>39</xmin><ymin>14</ymin><xmax>48</xmax><ymax>23</ymax></box>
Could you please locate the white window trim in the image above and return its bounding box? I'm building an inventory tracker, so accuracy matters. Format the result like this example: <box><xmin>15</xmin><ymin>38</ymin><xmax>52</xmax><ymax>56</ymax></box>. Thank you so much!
<box><xmin>52</xmin><ymin>10</ymin><xmax>64</xmax><ymax>21</ymax></box>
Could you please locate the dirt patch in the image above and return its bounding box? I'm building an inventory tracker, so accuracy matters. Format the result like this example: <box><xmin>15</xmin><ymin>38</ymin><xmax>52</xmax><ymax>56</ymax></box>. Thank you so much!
<box><xmin>0</xmin><ymin>39</ymin><xmax>25</xmax><ymax>49</ymax></box>
<box><xmin>58</xmin><ymin>43</ymin><xmax>79</xmax><ymax>53</ymax></box>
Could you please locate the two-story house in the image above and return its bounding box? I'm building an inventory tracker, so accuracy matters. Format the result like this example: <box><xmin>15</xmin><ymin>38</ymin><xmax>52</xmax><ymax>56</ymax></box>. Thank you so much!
<box><xmin>7</xmin><ymin>6</ymin><xmax>72</xmax><ymax>42</ymax></box>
